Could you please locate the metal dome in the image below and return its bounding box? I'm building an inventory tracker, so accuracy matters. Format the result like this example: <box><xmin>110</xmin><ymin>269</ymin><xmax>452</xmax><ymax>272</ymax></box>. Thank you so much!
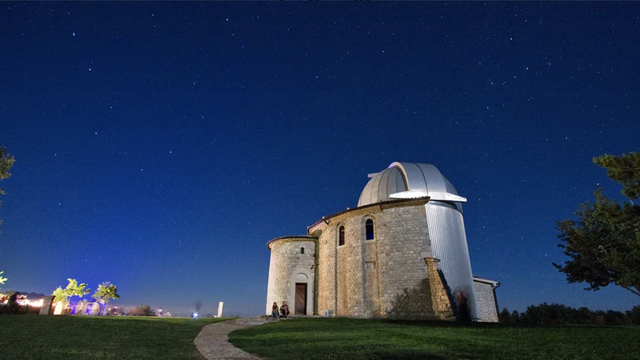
<box><xmin>357</xmin><ymin>162</ymin><xmax>467</xmax><ymax>207</ymax></box>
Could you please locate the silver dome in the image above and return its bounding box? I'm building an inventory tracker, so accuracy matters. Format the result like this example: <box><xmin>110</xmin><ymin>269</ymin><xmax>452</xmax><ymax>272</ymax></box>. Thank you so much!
<box><xmin>357</xmin><ymin>162</ymin><xmax>467</xmax><ymax>207</ymax></box>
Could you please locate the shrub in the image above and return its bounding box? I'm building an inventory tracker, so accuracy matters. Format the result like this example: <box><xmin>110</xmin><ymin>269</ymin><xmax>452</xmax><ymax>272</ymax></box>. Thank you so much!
<box><xmin>128</xmin><ymin>304</ymin><xmax>155</xmax><ymax>316</ymax></box>
<box><xmin>0</xmin><ymin>304</ymin><xmax>40</xmax><ymax>315</ymax></box>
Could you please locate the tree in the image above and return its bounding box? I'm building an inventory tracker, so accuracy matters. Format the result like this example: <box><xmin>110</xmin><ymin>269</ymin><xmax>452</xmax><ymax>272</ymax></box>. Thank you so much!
<box><xmin>52</xmin><ymin>278</ymin><xmax>91</xmax><ymax>305</ymax></box>
<box><xmin>498</xmin><ymin>308</ymin><xmax>513</xmax><ymax>323</ymax></box>
<box><xmin>627</xmin><ymin>305</ymin><xmax>640</xmax><ymax>325</ymax></box>
<box><xmin>0</xmin><ymin>146</ymin><xmax>15</xmax><ymax>233</ymax></box>
<box><xmin>0</xmin><ymin>147</ymin><xmax>15</xmax><ymax>294</ymax></box>
<box><xmin>554</xmin><ymin>151</ymin><xmax>640</xmax><ymax>297</ymax></box>
<box><xmin>0</xmin><ymin>271</ymin><xmax>6</xmax><ymax>291</ymax></box>
<box><xmin>595</xmin><ymin>152</ymin><xmax>640</xmax><ymax>204</ymax></box>
<box><xmin>499</xmin><ymin>303</ymin><xmax>637</xmax><ymax>325</ymax></box>
<box><xmin>92</xmin><ymin>282</ymin><xmax>120</xmax><ymax>315</ymax></box>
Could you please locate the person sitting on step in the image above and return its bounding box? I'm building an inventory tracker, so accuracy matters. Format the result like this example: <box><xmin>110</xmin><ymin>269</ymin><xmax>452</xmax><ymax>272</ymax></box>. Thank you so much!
<box><xmin>271</xmin><ymin>302</ymin><xmax>279</xmax><ymax>318</ymax></box>
<box><xmin>279</xmin><ymin>301</ymin><xmax>290</xmax><ymax>318</ymax></box>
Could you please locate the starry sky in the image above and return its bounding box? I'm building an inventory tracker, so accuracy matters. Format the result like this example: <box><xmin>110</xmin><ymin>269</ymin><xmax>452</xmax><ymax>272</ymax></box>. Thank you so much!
<box><xmin>1</xmin><ymin>2</ymin><xmax>638</xmax><ymax>317</ymax></box>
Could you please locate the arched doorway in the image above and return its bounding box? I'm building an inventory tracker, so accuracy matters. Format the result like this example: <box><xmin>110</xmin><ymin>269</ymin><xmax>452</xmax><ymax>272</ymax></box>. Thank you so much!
<box><xmin>294</xmin><ymin>273</ymin><xmax>308</xmax><ymax>315</ymax></box>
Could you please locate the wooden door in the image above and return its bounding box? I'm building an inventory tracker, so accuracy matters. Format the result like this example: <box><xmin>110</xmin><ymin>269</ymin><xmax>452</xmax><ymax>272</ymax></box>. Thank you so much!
<box><xmin>295</xmin><ymin>283</ymin><xmax>307</xmax><ymax>315</ymax></box>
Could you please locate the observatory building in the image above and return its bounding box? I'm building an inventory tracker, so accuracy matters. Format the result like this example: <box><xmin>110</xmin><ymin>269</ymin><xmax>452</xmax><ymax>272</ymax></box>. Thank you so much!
<box><xmin>266</xmin><ymin>162</ymin><xmax>500</xmax><ymax>322</ymax></box>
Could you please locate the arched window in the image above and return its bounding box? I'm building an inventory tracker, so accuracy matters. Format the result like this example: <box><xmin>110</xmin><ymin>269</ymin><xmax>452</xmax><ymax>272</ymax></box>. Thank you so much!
<box><xmin>365</xmin><ymin>219</ymin><xmax>374</xmax><ymax>240</ymax></box>
<box><xmin>301</xmin><ymin>247</ymin><xmax>305</xmax><ymax>254</ymax></box>
<box><xmin>338</xmin><ymin>226</ymin><xmax>345</xmax><ymax>246</ymax></box>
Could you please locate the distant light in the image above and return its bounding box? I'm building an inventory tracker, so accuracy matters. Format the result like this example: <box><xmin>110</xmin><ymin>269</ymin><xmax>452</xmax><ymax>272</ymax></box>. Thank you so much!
<box><xmin>17</xmin><ymin>297</ymin><xmax>44</xmax><ymax>307</ymax></box>
<box><xmin>54</xmin><ymin>302</ymin><xmax>64</xmax><ymax>315</ymax></box>
<box><xmin>192</xmin><ymin>312</ymin><xmax>199</xmax><ymax>318</ymax></box>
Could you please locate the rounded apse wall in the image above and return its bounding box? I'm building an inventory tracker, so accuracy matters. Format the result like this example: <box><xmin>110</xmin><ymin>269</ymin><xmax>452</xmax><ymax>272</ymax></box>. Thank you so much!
<box><xmin>265</xmin><ymin>236</ymin><xmax>316</xmax><ymax>315</ymax></box>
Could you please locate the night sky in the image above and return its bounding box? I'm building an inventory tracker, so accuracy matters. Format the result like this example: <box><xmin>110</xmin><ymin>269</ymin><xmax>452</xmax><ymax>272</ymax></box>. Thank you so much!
<box><xmin>1</xmin><ymin>2</ymin><xmax>638</xmax><ymax>317</ymax></box>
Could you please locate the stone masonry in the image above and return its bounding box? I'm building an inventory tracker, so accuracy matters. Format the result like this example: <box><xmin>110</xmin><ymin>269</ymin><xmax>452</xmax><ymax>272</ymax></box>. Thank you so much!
<box><xmin>425</xmin><ymin>257</ymin><xmax>455</xmax><ymax>320</ymax></box>
<box><xmin>265</xmin><ymin>162</ymin><xmax>500</xmax><ymax>322</ymax></box>
<box><xmin>306</xmin><ymin>198</ymin><xmax>455</xmax><ymax>320</ymax></box>
<box><xmin>473</xmin><ymin>279</ymin><xmax>500</xmax><ymax>322</ymax></box>
<box><xmin>265</xmin><ymin>236</ymin><xmax>316</xmax><ymax>315</ymax></box>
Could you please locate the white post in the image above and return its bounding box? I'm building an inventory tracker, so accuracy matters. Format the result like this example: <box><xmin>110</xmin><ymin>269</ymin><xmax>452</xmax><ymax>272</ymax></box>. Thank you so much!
<box><xmin>217</xmin><ymin>301</ymin><xmax>224</xmax><ymax>318</ymax></box>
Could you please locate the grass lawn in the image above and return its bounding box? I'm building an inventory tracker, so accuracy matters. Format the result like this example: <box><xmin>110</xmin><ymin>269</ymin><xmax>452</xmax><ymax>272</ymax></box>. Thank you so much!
<box><xmin>0</xmin><ymin>315</ymin><xmax>228</xmax><ymax>360</ymax></box>
<box><xmin>229</xmin><ymin>318</ymin><xmax>640</xmax><ymax>360</ymax></box>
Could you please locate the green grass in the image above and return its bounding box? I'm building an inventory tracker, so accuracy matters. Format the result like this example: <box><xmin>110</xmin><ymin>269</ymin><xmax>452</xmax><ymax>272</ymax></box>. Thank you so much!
<box><xmin>0</xmin><ymin>315</ymin><xmax>228</xmax><ymax>360</ymax></box>
<box><xmin>229</xmin><ymin>318</ymin><xmax>640</xmax><ymax>360</ymax></box>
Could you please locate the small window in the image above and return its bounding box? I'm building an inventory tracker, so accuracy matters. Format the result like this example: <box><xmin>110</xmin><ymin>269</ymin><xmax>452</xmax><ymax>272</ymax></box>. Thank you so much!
<box><xmin>338</xmin><ymin>226</ymin><xmax>345</xmax><ymax>246</ymax></box>
<box><xmin>301</xmin><ymin>247</ymin><xmax>305</xmax><ymax>254</ymax></box>
<box><xmin>365</xmin><ymin>219</ymin><xmax>374</xmax><ymax>240</ymax></box>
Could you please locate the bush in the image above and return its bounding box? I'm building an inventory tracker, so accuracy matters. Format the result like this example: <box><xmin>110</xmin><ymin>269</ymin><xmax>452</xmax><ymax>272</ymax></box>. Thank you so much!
<box><xmin>128</xmin><ymin>304</ymin><xmax>155</xmax><ymax>316</ymax></box>
<box><xmin>0</xmin><ymin>304</ymin><xmax>40</xmax><ymax>315</ymax></box>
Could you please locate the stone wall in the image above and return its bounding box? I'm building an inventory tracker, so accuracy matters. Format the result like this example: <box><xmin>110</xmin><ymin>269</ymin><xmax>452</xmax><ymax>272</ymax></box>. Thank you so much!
<box><xmin>376</xmin><ymin>204</ymin><xmax>430</xmax><ymax>319</ymax></box>
<box><xmin>312</xmin><ymin>199</ymin><xmax>455</xmax><ymax>320</ymax></box>
<box><xmin>473</xmin><ymin>280</ymin><xmax>499</xmax><ymax>322</ymax></box>
<box><xmin>265</xmin><ymin>237</ymin><xmax>316</xmax><ymax>315</ymax></box>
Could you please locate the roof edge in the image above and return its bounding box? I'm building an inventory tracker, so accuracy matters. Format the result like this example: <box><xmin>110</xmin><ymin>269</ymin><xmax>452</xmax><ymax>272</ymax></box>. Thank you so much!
<box><xmin>267</xmin><ymin>235</ymin><xmax>317</xmax><ymax>250</ymax></box>
<box><xmin>473</xmin><ymin>276</ymin><xmax>500</xmax><ymax>287</ymax></box>
<box><xmin>307</xmin><ymin>197</ymin><xmax>430</xmax><ymax>233</ymax></box>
